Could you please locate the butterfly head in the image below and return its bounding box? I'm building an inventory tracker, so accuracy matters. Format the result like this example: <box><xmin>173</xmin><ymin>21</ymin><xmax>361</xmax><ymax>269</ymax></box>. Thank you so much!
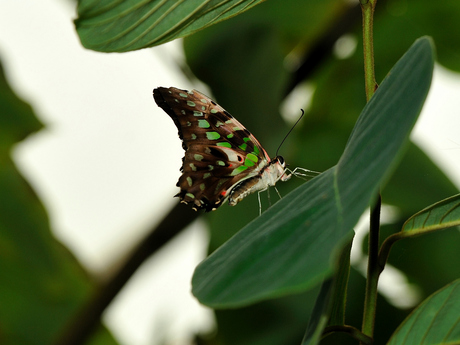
<box><xmin>273</xmin><ymin>155</ymin><xmax>291</xmax><ymax>182</ymax></box>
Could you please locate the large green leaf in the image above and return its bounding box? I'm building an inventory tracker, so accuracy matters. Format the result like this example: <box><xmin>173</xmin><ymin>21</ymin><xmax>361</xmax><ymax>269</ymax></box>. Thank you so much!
<box><xmin>192</xmin><ymin>37</ymin><xmax>434</xmax><ymax>308</ymax></box>
<box><xmin>387</xmin><ymin>278</ymin><xmax>460</xmax><ymax>345</ymax></box>
<box><xmin>0</xmin><ymin>61</ymin><xmax>118</xmax><ymax>344</ymax></box>
<box><xmin>75</xmin><ymin>0</ymin><xmax>267</xmax><ymax>52</ymax></box>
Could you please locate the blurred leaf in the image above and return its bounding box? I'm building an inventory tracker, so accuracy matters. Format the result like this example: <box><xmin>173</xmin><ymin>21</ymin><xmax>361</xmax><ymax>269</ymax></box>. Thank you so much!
<box><xmin>387</xmin><ymin>227</ymin><xmax>460</xmax><ymax>299</ymax></box>
<box><xmin>0</xmin><ymin>60</ymin><xmax>118</xmax><ymax>344</ymax></box>
<box><xmin>387</xmin><ymin>278</ymin><xmax>460</xmax><ymax>345</ymax></box>
<box><xmin>377</xmin><ymin>0</ymin><xmax>460</xmax><ymax>72</ymax></box>
<box><xmin>382</xmin><ymin>143</ymin><xmax>458</xmax><ymax>216</ymax></box>
<box><xmin>192</xmin><ymin>38</ymin><xmax>434</xmax><ymax>308</ymax></box>
<box><xmin>0</xmin><ymin>63</ymin><xmax>42</xmax><ymax>150</ymax></box>
<box><xmin>402</xmin><ymin>194</ymin><xmax>460</xmax><ymax>234</ymax></box>
<box><xmin>301</xmin><ymin>279</ymin><xmax>334</xmax><ymax>345</ymax></box>
<box><xmin>75</xmin><ymin>0</ymin><xmax>267</xmax><ymax>52</ymax></box>
<box><xmin>184</xmin><ymin>22</ymin><xmax>288</xmax><ymax>152</ymax></box>
<box><xmin>212</xmin><ymin>289</ymin><xmax>319</xmax><ymax>345</ymax></box>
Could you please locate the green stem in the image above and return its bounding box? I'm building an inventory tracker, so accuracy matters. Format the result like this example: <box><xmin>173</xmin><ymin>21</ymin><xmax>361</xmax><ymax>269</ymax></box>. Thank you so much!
<box><xmin>359</xmin><ymin>1</ymin><xmax>379</xmax><ymax>342</ymax></box>
<box><xmin>361</xmin><ymin>195</ymin><xmax>382</xmax><ymax>342</ymax></box>
<box><xmin>361</xmin><ymin>0</ymin><xmax>378</xmax><ymax>101</ymax></box>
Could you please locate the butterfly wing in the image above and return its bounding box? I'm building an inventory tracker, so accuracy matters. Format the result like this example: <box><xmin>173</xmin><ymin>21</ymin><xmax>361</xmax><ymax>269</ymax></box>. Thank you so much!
<box><xmin>153</xmin><ymin>87</ymin><xmax>271</xmax><ymax>211</ymax></box>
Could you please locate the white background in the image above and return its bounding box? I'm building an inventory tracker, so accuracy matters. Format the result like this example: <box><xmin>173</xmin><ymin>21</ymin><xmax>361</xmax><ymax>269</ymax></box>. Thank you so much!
<box><xmin>1</xmin><ymin>1</ymin><xmax>459</xmax><ymax>344</ymax></box>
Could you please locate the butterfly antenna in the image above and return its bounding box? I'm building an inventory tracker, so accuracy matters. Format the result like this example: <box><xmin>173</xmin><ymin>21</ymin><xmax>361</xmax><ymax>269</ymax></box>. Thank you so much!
<box><xmin>275</xmin><ymin>109</ymin><xmax>305</xmax><ymax>157</ymax></box>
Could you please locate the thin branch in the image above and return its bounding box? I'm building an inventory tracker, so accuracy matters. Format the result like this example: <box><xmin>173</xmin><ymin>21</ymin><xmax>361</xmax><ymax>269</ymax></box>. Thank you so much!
<box><xmin>54</xmin><ymin>203</ymin><xmax>199</xmax><ymax>345</ymax></box>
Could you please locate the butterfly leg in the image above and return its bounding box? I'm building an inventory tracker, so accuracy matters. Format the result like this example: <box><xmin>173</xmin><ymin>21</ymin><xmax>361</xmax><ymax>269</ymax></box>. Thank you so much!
<box><xmin>288</xmin><ymin>167</ymin><xmax>321</xmax><ymax>180</ymax></box>
<box><xmin>257</xmin><ymin>191</ymin><xmax>262</xmax><ymax>216</ymax></box>
<box><xmin>274</xmin><ymin>186</ymin><xmax>282</xmax><ymax>200</ymax></box>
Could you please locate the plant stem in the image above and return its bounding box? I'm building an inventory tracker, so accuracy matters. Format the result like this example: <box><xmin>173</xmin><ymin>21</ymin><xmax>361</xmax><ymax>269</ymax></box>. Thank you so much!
<box><xmin>361</xmin><ymin>0</ymin><xmax>378</xmax><ymax>101</ymax></box>
<box><xmin>360</xmin><ymin>0</ymin><xmax>380</xmax><ymax>342</ymax></box>
<box><xmin>361</xmin><ymin>195</ymin><xmax>382</xmax><ymax>341</ymax></box>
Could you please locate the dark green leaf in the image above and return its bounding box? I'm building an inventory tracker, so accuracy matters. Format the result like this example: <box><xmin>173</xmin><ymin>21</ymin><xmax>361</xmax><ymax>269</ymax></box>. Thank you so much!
<box><xmin>75</xmin><ymin>0</ymin><xmax>266</xmax><ymax>52</ymax></box>
<box><xmin>387</xmin><ymin>278</ymin><xmax>460</xmax><ymax>345</ymax></box>
<box><xmin>192</xmin><ymin>37</ymin><xmax>434</xmax><ymax>308</ymax></box>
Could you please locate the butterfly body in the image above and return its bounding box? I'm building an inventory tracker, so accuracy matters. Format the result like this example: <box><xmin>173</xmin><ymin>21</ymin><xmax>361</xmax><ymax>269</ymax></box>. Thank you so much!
<box><xmin>153</xmin><ymin>87</ymin><xmax>290</xmax><ymax>211</ymax></box>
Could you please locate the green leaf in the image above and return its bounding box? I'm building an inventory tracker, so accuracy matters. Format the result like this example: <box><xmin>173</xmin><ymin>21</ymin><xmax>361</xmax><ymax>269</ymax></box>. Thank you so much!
<box><xmin>75</xmin><ymin>0</ymin><xmax>266</xmax><ymax>52</ymax></box>
<box><xmin>0</xmin><ymin>63</ymin><xmax>42</xmax><ymax>150</ymax></box>
<box><xmin>402</xmin><ymin>193</ymin><xmax>460</xmax><ymax>235</ymax></box>
<box><xmin>0</xmin><ymin>60</ymin><xmax>118</xmax><ymax>344</ymax></box>
<box><xmin>387</xmin><ymin>278</ymin><xmax>460</xmax><ymax>345</ymax></box>
<box><xmin>192</xmin><ymin>37</ymin><xmax>434</xmax><ymax>308</ymax></box>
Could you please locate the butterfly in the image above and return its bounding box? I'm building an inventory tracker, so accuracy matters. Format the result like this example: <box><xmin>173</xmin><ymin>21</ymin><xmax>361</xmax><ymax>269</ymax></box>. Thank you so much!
<box><xmin>153</xmin><ymin>87</ymin><xmax>312</xmax><ymax>212</ymax></box>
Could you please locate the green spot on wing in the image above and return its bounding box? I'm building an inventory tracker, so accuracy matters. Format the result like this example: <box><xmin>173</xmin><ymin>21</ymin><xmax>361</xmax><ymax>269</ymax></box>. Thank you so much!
<box><xmin>216</xmin><ymin>161</ymin><xmax>225</xmax><ymax>166</ymax></box>
<box><xmin>198</xmin><ymin>120</ymin><xmax>210</xmax><ymax>128</ymax></box>
<box><xmin>193</xmin><ymin>111</ymin><xmax>203</xmax><ymax>116</ymax></box>
<box><xmin>239</xmin><ymin>143</ymin><xmax>247</xmax><ymax>151</ymax></box>
<box><xmin>194</xmin><ymin>154</ymin><xmax>204</xmax><ymax>161</ymax></box>
<box><xmin>206</xmin><ymin>132</ymin><xmax>221</xmax><ymax>140</ymax></box>
<box><xmin>203</xmin><ymin>172</ymin><xmax>212</xmax><ymax>179</ymax></box>
<box><xmin>217</xmin><ymin>142</ymin><xmax>232</xmax><ymax>148</ymax></box>
<box><xmin>208</xmin><ymin>165</ymin><xmax>214</xmax><ymax>170</ymax></box>
<box><xmin>231</xmin><ymin>165</ymin><xmax>248</xmax><ymax>176</ymax></box>
<box><xmin>246</xmin><ymin>153</ymin><xmax>258</xmax><ymax>163</ymax></box>
<box><xmin>191</xmin><ymin>134</ymin><xmax>197</xmax><ymax>140</ymax></box>
<box><xmin>186</xmin><ymin>193</ymin><xmax>195</xmax><ymax>199</ymax></box>
<box><xmin>200</xmin><ymin>183</ymin><xmax>206</xmax><ymax>191</ymax></box>
<box><xmin>190</xmin><ymin>163</ymin><xmax>197</xmax><ymax>171</ymax></box>
<box><xmin>179</xmin><ymin>93</ymin><xmax>188</xmax><ymax>98</ymax></box>
<box><xmin>187</xmin><ymin>101</ymin><xmax>196</xmax><ymax>107</ymax></box>
<box><xmin>186</xmin><ymin>177</ymin><xmax>193</xmax><ymax>187</ymax></box>
<box><xmin>227</xmin><ymin>133</ymin><xmax>234</xmax><ymax>139</ymax></box>
<box><xmin>211</xmin><ymin>109</ymin><xmax>218</xmax><ymax>114</ymax></box>
<box><xmin>200</xmin><ymin>99</ymin><xmax>208</xmax><ymax>103</ymax></box>
<box><xmin>244</xmin><ymin>158</ymin><xmax>255</xmax><ymax>167</ymax></box>
<box><xmin>243</xmin><ymin>137</ymin><xmax>251</xmax><ymax>142</ymax></box>
<box><xmin>253</xmin><ymin>146</ymin><xmax>260</xmax><ymax>155</ymax></box>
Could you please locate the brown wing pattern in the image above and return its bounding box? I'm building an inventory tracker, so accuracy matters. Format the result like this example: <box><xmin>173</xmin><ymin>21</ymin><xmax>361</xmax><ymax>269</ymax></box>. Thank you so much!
<box><xmin>153</xmin><ymin>87</ymin><xmax>271</xmax><ymax>211</ymax></box>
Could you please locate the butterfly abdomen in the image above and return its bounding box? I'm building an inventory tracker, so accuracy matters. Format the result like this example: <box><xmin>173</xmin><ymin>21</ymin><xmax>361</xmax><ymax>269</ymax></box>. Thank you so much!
<box><xmin>229</xmin><ymin>159</ymin><xmax>288</xmax><ymax>206</ymax></box>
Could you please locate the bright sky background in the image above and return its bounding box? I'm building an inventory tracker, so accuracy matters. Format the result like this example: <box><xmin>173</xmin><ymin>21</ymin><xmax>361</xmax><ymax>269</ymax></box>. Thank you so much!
<box><xmin>1</xmin><ymin>1</ymin><xmax>460</xmax><ymax>345</ymax></box>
